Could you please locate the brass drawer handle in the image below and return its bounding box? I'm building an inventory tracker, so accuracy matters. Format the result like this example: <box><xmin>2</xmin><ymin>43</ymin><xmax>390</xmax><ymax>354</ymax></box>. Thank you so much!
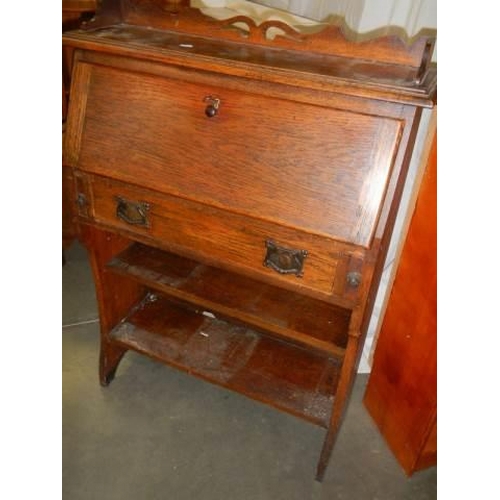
<box><xmin>115</xmin><ymin>196</ymin><xmax>150</xmax><ymax>227</ymax></box>
<box><xmin>263</xmin><ymin>240</ymin><xmax>308</xmax><ymax>278</ymax></box>
<box><xmin>204</xmin><ymin>96</ymin><xmax>220</xmax><ymax>117</ymax></box>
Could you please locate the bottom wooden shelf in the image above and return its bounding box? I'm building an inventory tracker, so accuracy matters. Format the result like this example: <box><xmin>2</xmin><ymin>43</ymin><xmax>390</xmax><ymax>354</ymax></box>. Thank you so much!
<box><xmin>110</xmin><ymin>291</ymin><xmax>342</xmax><ymax>427</ymax></box>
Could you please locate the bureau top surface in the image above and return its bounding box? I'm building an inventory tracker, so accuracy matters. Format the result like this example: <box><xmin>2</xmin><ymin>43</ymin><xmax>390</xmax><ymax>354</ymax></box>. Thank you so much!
<box><xmin>63</xmin><ymin>24</ymin><xmax>436</xmax><ymax>107</ymax></box>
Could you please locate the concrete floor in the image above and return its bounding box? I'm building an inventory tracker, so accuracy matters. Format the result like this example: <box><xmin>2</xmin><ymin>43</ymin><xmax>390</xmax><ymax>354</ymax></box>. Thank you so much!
<box><xmin>63</xmin><ymin>241</ymin><xmax>437</xmax><ymax>500</ymax></box>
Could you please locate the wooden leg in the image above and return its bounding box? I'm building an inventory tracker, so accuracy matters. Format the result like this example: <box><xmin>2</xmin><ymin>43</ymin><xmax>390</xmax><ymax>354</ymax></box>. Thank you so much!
<box><xmin>79</xmin><ymin>226</ymin><xmax>144</xmax><ymax>387</ymax></box>
<box><xmin>100</xmin><ymin>341</ymin><xmax>128</xmax><ymax>386</ymax></box>
<box><xmin>315</xmin><ymin>336</ymin><xmax>360</xmax><ymax>482</ymax></box>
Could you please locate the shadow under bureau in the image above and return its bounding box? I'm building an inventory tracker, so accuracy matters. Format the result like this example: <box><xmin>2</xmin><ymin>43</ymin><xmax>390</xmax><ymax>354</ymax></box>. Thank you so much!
<box><xmin>62</xmin><ymin>0</ymin><xmax>436</xmax><ymax>481</ymax></box>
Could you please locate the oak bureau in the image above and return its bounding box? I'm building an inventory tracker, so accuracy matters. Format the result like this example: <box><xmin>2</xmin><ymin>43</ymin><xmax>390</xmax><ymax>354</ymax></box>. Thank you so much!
<box><xmin>62</xmin><ymin>0</ymin><xmax>437</xmax><ymax>481</ymax></box>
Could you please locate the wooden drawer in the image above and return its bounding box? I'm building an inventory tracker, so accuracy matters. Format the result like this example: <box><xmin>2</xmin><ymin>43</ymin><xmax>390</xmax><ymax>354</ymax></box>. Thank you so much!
<box><xmin>67</xmin><ymin>62</ymin><xmax>403</xmax><ymax>248</ymax></box>
<box><xmin>78</xmin><ymin>173</ymin><xmax>363</xmax><ymax>299</ymax></box>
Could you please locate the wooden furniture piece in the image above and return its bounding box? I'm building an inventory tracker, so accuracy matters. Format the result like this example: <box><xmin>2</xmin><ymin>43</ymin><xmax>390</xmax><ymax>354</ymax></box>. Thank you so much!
<box><xmin>62</xmin><ymin>0</ymin><xmax>436</xmax><ymax>481</ymax></box>
<box><xmin>363</xmin><ymin>127</ymin><xmax>437</xmax><ymax>476</ymax></box>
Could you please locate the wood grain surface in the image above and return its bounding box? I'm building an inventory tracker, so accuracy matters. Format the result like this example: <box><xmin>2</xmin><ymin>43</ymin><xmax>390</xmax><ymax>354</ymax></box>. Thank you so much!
<box><xmin>76</xmin><ymin>63</ymin><xmax>402</xmax><ymax>247</ymax></box>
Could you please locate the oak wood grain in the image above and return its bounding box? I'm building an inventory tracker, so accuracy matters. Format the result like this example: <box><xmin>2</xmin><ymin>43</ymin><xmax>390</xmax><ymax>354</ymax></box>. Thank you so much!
<box><xmin>63</xmin><ymin>26</ymin><xmax>436</xmax><ymax>108</ymax></box>
<box><xmin>76</xmin><ymin>63</ymin><xmax>403</xmax><ymax>247</ymax></box>
<box><xmin>111</xmin><ymin>291</ymin><xmax>342</xmax><ymax>427</ymax></box>
<box><xmin>78</xmin><ymin>225</ymin><xmax>145</xmax><ymax>385</ymax></box>
<box><xmin>107</xmin><ymin>242</ymin><xmax>351</xmax><ymax>357</ymax></box>
<box><xmin>87</xmin><ymin>172</ymin><xmax>357</xmax><ymax>298</ymax></box>
<box><xmin>62</xmin><ymin>1</ymin><xmax>436</xmax><ymax>480</ymax></box>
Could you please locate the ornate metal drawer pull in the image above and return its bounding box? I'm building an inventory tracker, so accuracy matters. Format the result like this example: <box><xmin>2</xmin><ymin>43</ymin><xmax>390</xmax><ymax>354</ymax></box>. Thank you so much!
<box><xmin>115</xmin><ymin>196</ymin><xmax>150</xmax><ymax>227</ymax></box>
<box><xmin>263</xmin><ymin>239</ymin><xmax>308</xmax><ymax>278</ymax></box>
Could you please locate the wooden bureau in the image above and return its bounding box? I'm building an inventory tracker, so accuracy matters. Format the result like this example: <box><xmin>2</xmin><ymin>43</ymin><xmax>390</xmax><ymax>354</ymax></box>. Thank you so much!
<box><xmin>63</xmin><ymin>0</ymin><xmax>436</xmax><ymax>481</ymax></box>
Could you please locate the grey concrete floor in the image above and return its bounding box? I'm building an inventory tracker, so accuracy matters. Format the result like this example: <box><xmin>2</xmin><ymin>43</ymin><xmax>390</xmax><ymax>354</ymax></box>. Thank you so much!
<box><xmin>63</xmin><ymin>241</ymin><xmax>437</xmax><ymax>500</ymax></box>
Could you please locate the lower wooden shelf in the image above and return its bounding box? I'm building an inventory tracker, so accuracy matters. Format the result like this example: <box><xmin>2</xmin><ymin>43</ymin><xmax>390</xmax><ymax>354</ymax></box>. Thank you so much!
<box><xmin>110</xmin><ymin>291</ymin><xmax>342</xmax><ymax>427</ymax></box>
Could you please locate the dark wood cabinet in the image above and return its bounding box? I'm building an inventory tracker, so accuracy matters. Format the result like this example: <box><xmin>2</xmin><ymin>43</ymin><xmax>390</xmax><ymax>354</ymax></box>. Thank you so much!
<box><xmin>63</xmin><ymin>0</ymin><xmax>436</xmax><ymax>481</ymax></box>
